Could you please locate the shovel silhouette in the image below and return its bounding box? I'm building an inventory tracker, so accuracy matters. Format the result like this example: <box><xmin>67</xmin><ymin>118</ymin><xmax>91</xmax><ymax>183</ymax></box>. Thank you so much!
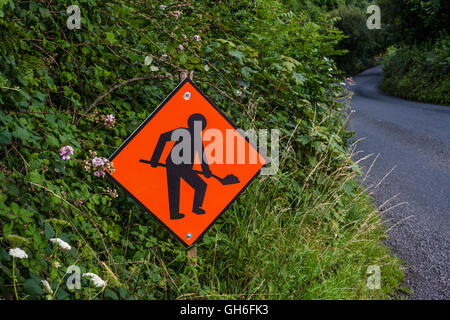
<box><xmin>139</xmin><ymin>159</ymin><xmax>240</xmax><ymax>185</ymax></box>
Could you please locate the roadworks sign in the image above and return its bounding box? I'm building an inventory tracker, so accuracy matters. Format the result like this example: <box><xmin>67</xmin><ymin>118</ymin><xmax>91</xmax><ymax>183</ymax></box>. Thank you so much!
<box><xmin>108</xmin><ymin>78</ymin><xmax>268</xmax><ymax>247</ymax></box>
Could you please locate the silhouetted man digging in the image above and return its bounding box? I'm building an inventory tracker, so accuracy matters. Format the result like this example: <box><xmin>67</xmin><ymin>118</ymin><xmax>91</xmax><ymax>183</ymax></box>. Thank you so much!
<box><xmin>149</xmin><ymin>114</ymin><xmax>212</xmax><ymax>220</ymax></box>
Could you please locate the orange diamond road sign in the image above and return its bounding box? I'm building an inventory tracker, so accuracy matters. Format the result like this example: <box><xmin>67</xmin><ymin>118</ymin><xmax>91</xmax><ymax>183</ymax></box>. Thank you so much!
<box><xmin>107</xmin><ymin>78</ymin><xmax>268</xmax><ymax>247</ymax></box>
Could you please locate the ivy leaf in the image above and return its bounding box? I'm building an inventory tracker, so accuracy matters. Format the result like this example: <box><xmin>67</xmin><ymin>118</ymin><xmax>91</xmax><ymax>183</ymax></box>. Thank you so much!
<box><xmin>33</xmin><ymin>91</ymin><xmax>46</xmax><ymax>102</ymax></box>
<box><xmin>39</xmin><ymin>7</ymin><xmax>50</xmax><ymax>18</ymax></box>
<box><xmin>179</xmin><ymin>54</ymin><xmax>188</xmax><ymax>65</ymax></box>
<box><xmin>23</xmin><ymin>278</ymin><xmax>44</xmax><ymax>296</ymax></box>
<box><xmin>228</xmin><ymin>50</ymin><xmax>245</xmax><ymax>65</ymax></box>
<box><xmin>104</xmin><ymin>288</ymin><xmax>119</xmax><ymax>300</ymax></box>
<box><xmin>12</xmin><ymin>126</ymin><xmax>31</xmax><ymax>143</ymax></box>
<box><xmin>43</xmin><ymin>135</ymin><xmax>59</xmax><ymax>148</ymax></box>
<box><xmin>29</xmin><ymin>171</ymin><xmax>43</xmax><ymax>184</ymax></box>
<box><xmin>106</xmin><ymin>32</ymin><xmax>116</xmax><ymax>44</ymax></box>
<box><xmin>0</xmin><ymin>247</ymin><xmax>11</xmax><ymax>262</ymax></box>
<box><xmin>0</xmin><ymin>131</ymin><xmax>11</xmax><ymax>144</ymax></box>
<box><xmin>44</xmin><ymin>221</ymin><xmax>55</xmax><ymax>239</ymax></box>
<box><xmin>118</xmin><ymin>287</ymin><xmax>129</xmax><ymax>299</ymax></box>
<box><xmin>55</xmin><ymin>287</ymin><xmax>69</xmax><ymax>300</ymax></box>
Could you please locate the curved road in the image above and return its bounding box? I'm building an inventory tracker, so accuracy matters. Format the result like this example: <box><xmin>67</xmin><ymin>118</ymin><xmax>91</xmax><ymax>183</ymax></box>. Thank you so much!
<box><xmin>348</xmin><ymin>66</ymin><xmax>450</xmax><ymax>300</ymax></box>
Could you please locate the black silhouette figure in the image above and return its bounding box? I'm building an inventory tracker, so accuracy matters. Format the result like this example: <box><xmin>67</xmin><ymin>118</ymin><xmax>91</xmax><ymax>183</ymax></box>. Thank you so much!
<box><xmin>147</xmin><ymin>114</ymin><xmax>212</xmax><ymax>220</ymax></box>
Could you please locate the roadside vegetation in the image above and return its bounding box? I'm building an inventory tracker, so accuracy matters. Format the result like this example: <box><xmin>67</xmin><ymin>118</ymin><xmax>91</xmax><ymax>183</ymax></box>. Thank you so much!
<box><xmin>284</xmin><ymin>0</ymin><xmax>384</xmax><ymax>75</ymax></box>
<box><xmin>0</xmin><ymin>0</ymin><xmax>404</xmax><ymax>299</ymax></box>
<box><xmin>303</xmin><ymin>0</ymin><xmax>450</xmax><ymax>111</ymax></box>
<box><xmin>381</xmin><ymin>38</ymin><xmax>450</xmax><ymax>105</ymax></box>
<box><xmin>378</xmin><ymin>0</ymin><xmax>450</xmax><ymax>105</ymax></box>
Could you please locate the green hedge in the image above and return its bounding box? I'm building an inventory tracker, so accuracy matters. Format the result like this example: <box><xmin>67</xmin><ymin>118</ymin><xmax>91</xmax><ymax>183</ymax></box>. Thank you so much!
<box><xmin>381</xmin><ymin>37</ymin><xmax>450</xmax><ymax>105</ymax></box>
<box><xmin>377</xmin><ymin>0</ymin><xmax>450</xmax><ymax>44</ymax></box>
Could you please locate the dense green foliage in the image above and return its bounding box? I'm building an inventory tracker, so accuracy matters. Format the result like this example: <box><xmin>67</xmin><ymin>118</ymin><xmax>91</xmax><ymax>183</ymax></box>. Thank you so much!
<box><xmin>0</xmin><ymin>0</ymin><xmax>403</xmax><ymax>299</ymax></box>
<box><xmin>329</xmin><ymin>3</ymin><xmax>384</xmax><ymax>75</ymax></box>
<box><xmin>283</xmin><ymin>0</ymin><xmax>368</xmax><ymax>14</ymax></box>
<box><xmin>381</xmin><ymin>37</ymin><xmax>450</xmax><ymax>105</ymax></box>
<box><xmin>282</xmin><ymin>0</ymin><xmax>380</xmax><ymax>74</ymax></box>
<box><xmin>378</xmin><ymin>0</ymin><xmax>450</xmax><ymax>44</ymax></box>
<box><xmin>378</xmin><ymin>0</ymin><xmax>450</xmax><ymax>104</ymax></box>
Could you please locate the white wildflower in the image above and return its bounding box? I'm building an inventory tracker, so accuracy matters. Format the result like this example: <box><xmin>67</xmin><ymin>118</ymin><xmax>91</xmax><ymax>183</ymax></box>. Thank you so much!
<box><xmin>53</xmin><ymin>261</ymin><xmax>61</xmax><ymax>269</ymax></box>
<box><xmin>83</xmin><ymin>273</ymin><xmax>106</xmax><ymax>288</ymax></box>
<box><xmin>8</xmin><ymin>248</ymin><xmax>28</xmax><ymax>259</ymax></box>
<box><xmin>49</xmin><ymin>238</ymin><xmax>71</xmax><ymax>251</ymax></box>
<box><xmin>41</xmin><ymin>280</ymin><xmax>53</xmax><ymax>294</ymax></box>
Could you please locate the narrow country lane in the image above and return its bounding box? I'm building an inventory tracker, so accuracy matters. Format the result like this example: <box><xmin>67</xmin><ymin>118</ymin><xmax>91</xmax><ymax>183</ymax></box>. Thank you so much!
<box><xmin>348</xmin><ymin>66</ymin><xmax>450</xmax><ymax>299</ymax></box>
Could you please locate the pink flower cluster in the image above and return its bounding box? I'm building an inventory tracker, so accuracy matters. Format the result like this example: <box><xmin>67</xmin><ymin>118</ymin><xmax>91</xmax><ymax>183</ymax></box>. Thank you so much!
<box><xmin>102</xmin><ymin>114</ymin><xmax>115</xmax><ymax>128</ymax></box>
<box><xmin>176</xmin><ymin>34</ymin><xmax>202</xmax><ymax>55</ymax></box>
<box><xmin>92</xmin><ymin>157</ymin><xmax>109</xmax><ymax>177</ymax></box>
<box><xmin>171</xmin><ymin>10</ymin><xmax>181</xmax><ymax>20</ymax></box>
<box><xmin>59</xmin><ymin>145</ymin><xmax>74</xmax><ymax>161</ymax></box>
<box><xmin>82</xmin><ymin>151</ymin><xmax>115</xmax><ymax>178</ymax></box>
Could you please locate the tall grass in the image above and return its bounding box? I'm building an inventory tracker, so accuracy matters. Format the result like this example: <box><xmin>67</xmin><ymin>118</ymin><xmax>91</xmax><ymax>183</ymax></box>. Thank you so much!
<box><xmin>120</xmin><ymin>111</ymin><xmax>405</xmax><ymax>300</ymax></box>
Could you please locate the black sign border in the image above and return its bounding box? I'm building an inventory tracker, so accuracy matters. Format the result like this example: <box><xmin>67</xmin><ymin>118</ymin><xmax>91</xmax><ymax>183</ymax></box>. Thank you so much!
<box><xmin>106</xmin><ymin>77</ymin><xmax>270</xmax><ymax>248</ymax></box>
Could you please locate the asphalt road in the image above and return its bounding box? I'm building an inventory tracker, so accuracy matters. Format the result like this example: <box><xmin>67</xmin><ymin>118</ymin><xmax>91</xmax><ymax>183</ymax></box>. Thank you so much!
<box><xmin>348</xmin><ymin>66</ymin><xmax>450</xmax><ymax>300</ymax></box>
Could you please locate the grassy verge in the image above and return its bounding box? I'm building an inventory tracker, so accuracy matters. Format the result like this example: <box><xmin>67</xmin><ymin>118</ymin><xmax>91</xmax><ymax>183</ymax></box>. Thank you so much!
<box><xmin>192</xmin><ymin>127</ymin><xmax>406</xmax><ymax>299</ymax></box>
